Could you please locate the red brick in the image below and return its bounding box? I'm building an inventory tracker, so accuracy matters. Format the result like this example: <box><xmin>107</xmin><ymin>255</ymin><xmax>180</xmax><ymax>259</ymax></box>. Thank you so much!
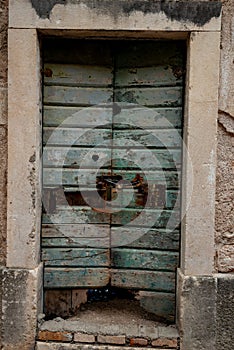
<box><xmin>74</xmin><ymin>332</ymin><xmax>95</xmax><ymax>343</ymax></box>
<box><xmin>130</xmin><ymin>337</ymin><xmax>148</xmax><ymax>346</ymax></box>
<box><xmin>37</xmin><ymin>330</ymin><xmax>73</xmax><ymax>342</ymax></box>
<box><xmin>98</xmin><ymin>334</ymin><xmax>126</xmax><ymax>345</ymax></box>
<box><xmin>152</xmin><ymin>337</ymin><xmax>177</xmax><ymax>348</ymax></box>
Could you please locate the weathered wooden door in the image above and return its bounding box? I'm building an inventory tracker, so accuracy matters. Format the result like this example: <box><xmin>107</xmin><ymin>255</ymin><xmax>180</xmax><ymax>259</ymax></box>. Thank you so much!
<box><xmin>42</xmin><ymin>39</ymin><xmax>185</xmax><ymax>320</ymax></box>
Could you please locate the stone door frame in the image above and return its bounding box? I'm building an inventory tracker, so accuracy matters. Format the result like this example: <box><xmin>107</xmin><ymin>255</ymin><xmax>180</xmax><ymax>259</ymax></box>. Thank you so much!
<box><xmin>6</xmin><ymin>1</ymin><xmax>221</xmax><ymax>348</ymax></box>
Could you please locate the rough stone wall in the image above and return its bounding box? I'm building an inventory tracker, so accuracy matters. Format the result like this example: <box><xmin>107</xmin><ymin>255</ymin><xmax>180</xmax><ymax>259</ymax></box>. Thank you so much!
<box><xmin>0</xmin><ymin>0</ymin><xmax>8</xmax><ymax>348</ymax></box>
<box><xmin>0</xmin><ymin>0</ymin><xmax>8</xmax><ymax>265</ymax></box>
<box><xmin>216</xmin><ymin>0</ymin><xmax>234</xmax><ymax>273</ymax></box>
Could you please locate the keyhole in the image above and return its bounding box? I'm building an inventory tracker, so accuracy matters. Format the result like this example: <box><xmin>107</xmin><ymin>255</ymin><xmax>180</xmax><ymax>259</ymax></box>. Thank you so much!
<box><xmin>92</xmin><ymin>154</ymin><xmax>99</xmax><ymax>162</ymax></box>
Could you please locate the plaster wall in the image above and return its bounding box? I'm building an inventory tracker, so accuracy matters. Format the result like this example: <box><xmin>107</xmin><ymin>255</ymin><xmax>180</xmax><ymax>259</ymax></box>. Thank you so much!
<box><xmin>216</xmin><ymin>0</ymin><xmax>234</xmax><ymax>273</ymax></box>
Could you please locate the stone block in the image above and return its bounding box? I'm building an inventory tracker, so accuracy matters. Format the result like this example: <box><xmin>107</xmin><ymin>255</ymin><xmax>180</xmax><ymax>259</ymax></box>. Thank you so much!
<box><xmin>177</xmin><ymin>270</ymin><xmax>216</xmax><ymax>350</ymax></box>
<box><xmin>2</xmin><ymin>265</ymin><xmax>43</xmax><ymax>350</ymax></box>
<box><xmin>152</xmin><ymin>338</ymin><xmax>177</xmax><ymax>348</ymax></box>
<box><xmin>98</xmin><ymin>334</ymin><xmax>126</xmax><ymax>345</ymax></box>
<box><xmin>38</xmin><ymin>330</ymin><xmax>73</xmax><ymax>342</ymax></box>
<box><xmin>129</xmin><ymin>337</ymin><xmax>148</xmax><ymax>346</ymax></box>
<box><xmin>158</xmin><ymin>326</ymin><xmax>178</xmax><ymax>339</ymax></box>
<box><xmin>139</xmin><ymin>291</ymin><xmax>175</xmax><ymax>322</ymax></box>
<box><xmin>0</xmin><ymin>0</ymin><xmax>8</xmax><ymax>88</ymax></box>
<box><xmin>216</xmin><ymin>275</ymin><xmax>234</xmax><ymax>350</ymax></box>
<box><xmin>74</xmin><ymin>333</ymin><xmax>95</xmax><ymax>343</ymax></box>
<box><xmin>219</xmin><ymin>0</ymin><xmax>234</xmax><ymax>116</ymax></box>
<box><xmin>36</xmin><ymin>343</ymin><xmax>166</xmax><ymax>350</ymax></box>
<box><xmin>0</xmin><ymin>267</ymin><xmax>2</xmax><ymax>349</ymax></box>
<box><xmin>217</xmin><ymin>245</ymin><xmax>234</xmax><ymax>272</ymax></box>
<box><xmin>0</xmin><ymin>125</ymin><xmax>7</xmax><ymax>265</ymax></box>
<box><xmin>215</xmin><ymin>124</ymin><xmax>234</xmax><ymax>262</ymax></box>
<box><xmin>138</xmin><ymin>324</ymin><xmax>159</xmax><ymax>339</ymax></box>
<box><xmin>0</xmin><ymin>87</ymin><xmax>7</xmax><ymax>125</ymax></box>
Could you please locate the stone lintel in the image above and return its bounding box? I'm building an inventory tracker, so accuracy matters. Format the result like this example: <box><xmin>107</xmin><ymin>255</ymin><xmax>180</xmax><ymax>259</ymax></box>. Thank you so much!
<box><xmin>10</xmin><ymin>0</ymin><xmax>221</xmax><ymax>32</ymax></box>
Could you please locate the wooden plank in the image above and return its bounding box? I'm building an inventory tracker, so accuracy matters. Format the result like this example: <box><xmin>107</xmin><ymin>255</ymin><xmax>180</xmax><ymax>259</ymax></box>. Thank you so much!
<box><xmin>43</xmin><ymin>106</ymin><xmax>112</xmax><ymax>127</ymax></box>
<box><xmin>111</xmin><ymin>208</ymin><xmax>180</xmax><ymax>227</ymax></box>
<box><xmin>42</xmin><ymin>237</ymin><xmax>110</xmax><ymax>248</ymax></box>
<box><xmin>139</xmin><ymin>291</ymin><xmax>175</xmax><ymax>321</ymax></box>
<box><xmin>43</xmin><ymin>168</ymin><xmax>181</xmax><ymax>188</ymax></box>
<box><xmin>42</xmin><ymin>227</ymin><xmax>180</xmax><ymax>250</ymax></box>
<box><xmin>44</xmin><ymin>63</ymin><xmax>113</xmax><ymax>87</ymax></box>
<box><xmin>43</xmin><ymin>127</ymin><xmax>112</xmax><ymax>146</ymax></box>
<box><xmin>113</xmin><ymin>129</ymin><xmax>182</xmax><ymax>148</ymax></box>
<box><xmin>43</xmin><ymin>185</ymin><xmax>167</xmax><ymax>210</ymax></box>
<box><xmin>41</xmin><ymin>187</ymin><xmax>108</xmax><ymax>217</ymax></box>
<box><xmin>111</xmin><ymin>249</ymin><xmax>179</xmax><ymax>271</ymax></box>
<box><xmin>44</xmin><ymin>86</ymin><xmax>113</xmax><ymax>106</ymax></box>
<box><xmin>44</xmin><ymin>267</ymin><xmax>110</xmax><ymax>288</ymax></box>
<box><xmin>44</xmin><ymin>127</ymin><xmax>182</xmax><ymax>148</ymax></box>
<box><xmin>42</xmin><ymin>248</ymin><xmax>110</xmax><ymax>267</ymax></box>
<box><xmin>43</xmin><ymin>147</ymin><xmax>180</xmax><ymax>169</ymax></box>
<box><xmin>114</xmin><ymin>87</ymin><xmax>182</xmax><ymax>107</ymax></box>
<box><xmin>43</xmin><ymin>147</ymin><xmax>111</xmax><ymax>168</ymax></box>
<box><xmin>115</xmin><ymin>66</ymin><xmax>182</xmax><ymax>87</ymax></box>
<box><xmin>42</xmin><ymin>207</ymin><xmax>111</xmax><ymax>225</ymax></box>
<box><xmin>42</xmin><ymin>223</ymin><xmax>110</xmax><ymax>238</ymax></box>
<box><xmin>42</xmin><ymin>207</ymin><xmax>179</xmax><ymax>227</ymax></box>
<box><xmin>107</xmin><ymin>188</ymin><xmax>180</xmax><ymax>211</ymax></box>
<box><xmin>108</xmin><ymin>188</ymin><xmax>153</xmax><ymax>210</ymax></box>
<box><xmin>42</xmin><ymin>225</ymin><xmax>179</xmax><ymax>250</ymax></box>
<box><xmin>115</xmin><ymin>41</ymin><xmax>185</xmax><ymax>68</ymax></box>
<box><xmin>96</xmin><ymin>188</ymin><xmax>178</xmax><ymax>210</ymax></box>
<box><xmin>43</xmin><ymin>106</ymin><xmax>182</xmax><ymax>129</ymax></box>
<box><xmin>128</xmin><ymin>188</ymin><xmax>180</xmax><ymax>210</ymax></box>
<box><xmin>71</xmin><ymin>289</ymin><xmax>88</xmax><ymax>313</ymax></box>
<box><xmin>111</xmin><ymin>228</ymin><xmax>180</xmax><ymax>250</ymax></box>
<box><xmin>111</xmin><ymin>269</ymin><xmax>175</xmax><ymax>292</ymax></box>
<box><xmin>44</xmin><ymin>39</ymin><xmax>112</xmax><ymax>66</ymax></box>
<box><xmin>42</xmin><ymin>187</ymin><xmax>105</xmax><ymax>208</ymax></box>
<box><xmin>44</xmin><ymin>290</ymin><xmax>72</xmax><ymax>318</ymax></box>
<box><xmin>113</xmin><ymin>107</ymin><xmax>182</xmax><ymax>129</ymax></box>
<box><xmin>112</xmin><ymin>149</ymin><xmax>181</xmax><ymax>170</ymax></box>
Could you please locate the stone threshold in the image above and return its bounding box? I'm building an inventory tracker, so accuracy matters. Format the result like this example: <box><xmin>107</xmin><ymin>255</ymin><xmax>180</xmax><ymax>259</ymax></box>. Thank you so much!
<box><xmin>36</xmin><ymin>343</ymin><xmax>179</xmax><ymax>350</ymax></box>
<box><xmin>37</xmin><ymin>320</ymin><xmax>179</xmax><ymax>349</ymax></box>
